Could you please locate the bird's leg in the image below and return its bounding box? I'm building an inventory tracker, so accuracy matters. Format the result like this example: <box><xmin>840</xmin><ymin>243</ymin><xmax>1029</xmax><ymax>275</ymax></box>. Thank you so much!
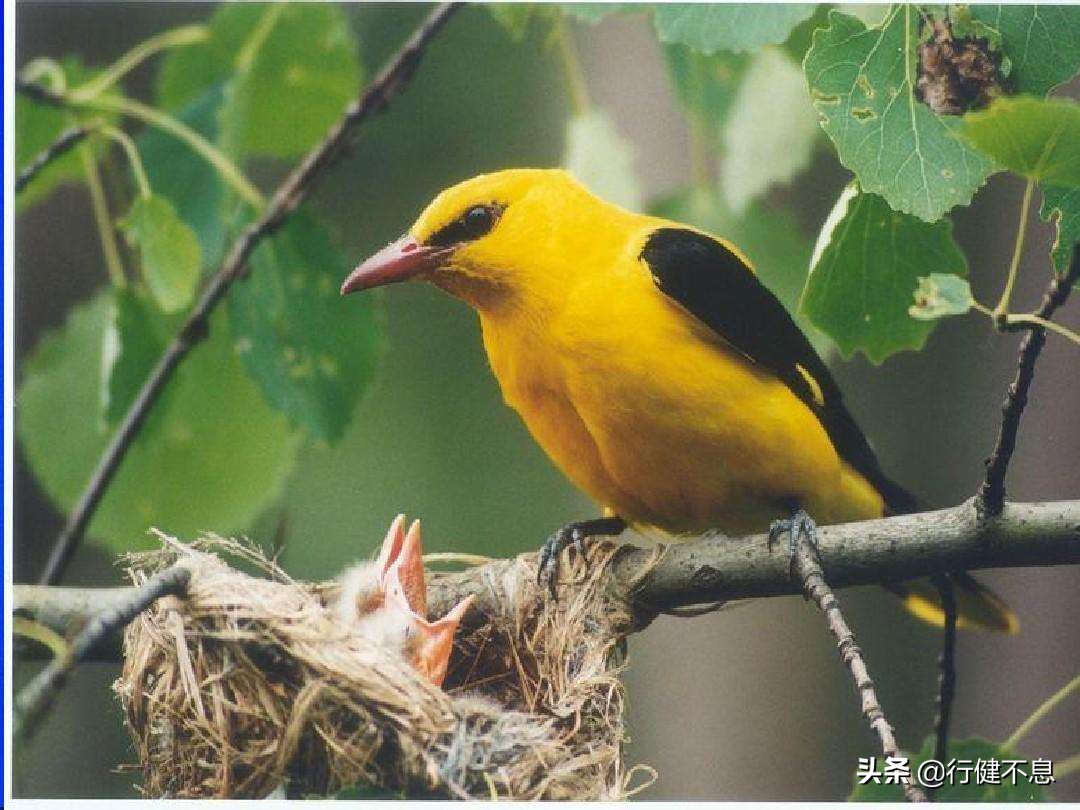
<box><xmin>537</xmin><ymin>516</ymin><xmax>627</xmax><ymax>596</ymax></box>
<box><xmin>768</xmin><ymin>507</ymin><xmax>824</xmax><ymax>580</ymax></box>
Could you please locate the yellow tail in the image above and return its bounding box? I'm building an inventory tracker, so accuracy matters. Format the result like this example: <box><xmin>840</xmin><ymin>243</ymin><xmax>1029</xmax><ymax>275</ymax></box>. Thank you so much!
<box><xmin>886</xmin><ymin>573</ymin><xmax>1018</xmax><ymax>634</ymax></box>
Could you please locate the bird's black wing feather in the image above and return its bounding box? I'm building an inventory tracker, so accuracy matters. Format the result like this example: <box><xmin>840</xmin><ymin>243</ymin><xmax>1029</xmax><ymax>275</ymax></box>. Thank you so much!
<box><xmin>641</xmin><ymin>227</ymin><xmax>916</xmax><ymax>515</ymax></box>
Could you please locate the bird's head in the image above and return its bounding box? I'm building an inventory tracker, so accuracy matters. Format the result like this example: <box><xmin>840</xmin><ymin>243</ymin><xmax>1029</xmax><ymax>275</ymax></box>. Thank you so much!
<box><xmin>342</xmin><ymin>169</ymin><xmax>632</xmax><ymax>311</ymax></box>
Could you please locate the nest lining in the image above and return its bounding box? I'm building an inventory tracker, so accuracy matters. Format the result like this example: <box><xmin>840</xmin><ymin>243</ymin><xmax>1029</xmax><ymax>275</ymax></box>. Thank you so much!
<box><xmin>115</xmin><ymin>532</ymin><xmax>653</xmax><ymax>799</ymax></box>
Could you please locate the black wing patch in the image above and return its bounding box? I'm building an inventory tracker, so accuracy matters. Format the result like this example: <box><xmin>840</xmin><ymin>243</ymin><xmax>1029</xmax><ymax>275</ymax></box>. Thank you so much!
<box><xmin>641</xmin><ymin>227</ymin><xmax>916</xmax><ymax>515</ymax></box>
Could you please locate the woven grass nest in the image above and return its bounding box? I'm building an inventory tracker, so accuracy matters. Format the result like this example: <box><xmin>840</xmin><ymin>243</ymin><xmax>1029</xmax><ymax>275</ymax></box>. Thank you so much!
<box><xmin>114</xmin><ymin>526</ymin><xmax>656</xmax><ymax>799</ymax></box>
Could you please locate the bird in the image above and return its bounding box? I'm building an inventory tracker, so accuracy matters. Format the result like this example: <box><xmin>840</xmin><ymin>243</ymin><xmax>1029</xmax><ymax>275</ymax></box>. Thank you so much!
<box><xmin>341</xmin><ymin>168</ymin><xmax>1016</xmax><ymax>633</ymax></box>
<box><xmin>336</xmin><ymin>514</ymin><xmax>475</xmax><ymax>685</ymax></box>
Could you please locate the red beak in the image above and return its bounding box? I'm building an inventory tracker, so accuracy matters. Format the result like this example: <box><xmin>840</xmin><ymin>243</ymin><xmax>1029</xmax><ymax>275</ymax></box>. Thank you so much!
<box><xmin>340</xmin><ymin>234</ymin><xmax>453</xmax><ymax>295</ymax></box>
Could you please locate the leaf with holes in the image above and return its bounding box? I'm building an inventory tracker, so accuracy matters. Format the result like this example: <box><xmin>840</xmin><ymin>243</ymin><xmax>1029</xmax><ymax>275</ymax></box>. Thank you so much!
<box><xmin>119</xmin><ymin>195</ymin><xmax>202</xmax><ymax>313</ymax></box>
<box><xmin>804</xmin><ymin>7</ymin><xmax>994</xmax><ymax>222</ymax></box>
<box><xmin>563</xmin><ymin>110</ymin><xmax>643</xmax><ymax>212</ymax></box>
<box><xmin>970</xmin><ymin>5</ymin><xmax>1080</xmax><ymax>97</ymax></box>
<box><xmin>653</xmin><ymin>4</ymin><xmax>817</xmax><ymax>54</ymax></box>
<box><xmin>961</xmin><ymin>97</ymin><xmax>1080</xmax><ymax>187</ymax></box>
<box><xmin>16</xmin><ymin>293</ymin><xmax>300</xmax><ymax>551</ymax></box>
<box><xmin>799</xmin><ymin>186</ymin><xmax>969</xmax><ymax>363</ymax></box>
<box><xmin>1040</xmin><ymin>185</ymin><xmax>1080</xmax><ymax>277</ymax></box>
<box><xmin>721</xmin><ymin>47</ymin><xmax>819</xmax><ymax>214</ymax></box>
<box><xmin>228</xmin><ymin>213</ymin><xmax>383</xmax><ymax>444</ymax></box>
<box><xmin>909</xmin><ymin>273</ymin><xmax>974</xmax><ymax>320</ymax></box>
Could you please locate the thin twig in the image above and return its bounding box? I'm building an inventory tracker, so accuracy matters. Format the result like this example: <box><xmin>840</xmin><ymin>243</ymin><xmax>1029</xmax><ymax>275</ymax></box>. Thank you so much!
<box><xmin>15</xmin><ymin>124</ymin><xmax>92</xmax><ymax>194</ymax></box>
<box><xmin>932</xmin><ymin>575</ymin><xmax>957</xmax><ymax>766</ymax></box>
<box><xmin>18</xmin><ymin>498</ymin><xmax>1080</xmax><ymax>661</ymax></box>
<box><xmin>13</xmin><ymin>565</ymin><xmax>191</xmax><ymax>741</ymax></box>
<box><xmin>977</xmin><ymin>244</ymin><xmax>1080</xmax><ymax>518</ymax></box>
<box><xmin>29</xmin><ymin>2</ymin><xmax>462</xmax><ymax>587</ymax></box>
<box><xmin>1004</xmin><ymin>673</ymin><xmax>1080</xmax><ymax>750</ymax></box>
<box><xmin>790</xmin><ymin>533</ymin><xmax>927</xmax><ymax>802</ymax></box>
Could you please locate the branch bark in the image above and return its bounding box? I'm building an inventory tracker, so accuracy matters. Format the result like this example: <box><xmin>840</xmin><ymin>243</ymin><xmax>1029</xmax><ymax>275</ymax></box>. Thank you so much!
<box><xmin>13</xmin><ymin>565</ymin><xmax>191</xmax><ymax>741</ymax></box>
<box><xmin>978</xmin><ymin>244</ymin><xmax>1080</xmax><ymax>517</ymax></box>
<box><xmin>16</xmin><ymin>498</ymin><xmax>1080</xmax><ymax>657</ymax></box>
<box><xmin>15</xmin><ymin>124</ymin><xmax>92</xmax><ymax>193</ymax></box>
<box><xmin>791</xmin><ymin>534</ymin><xmax>927</xmax><ymax>802</ymax></box>
<box><xmin>24</xmin><ymin>2</ymin><xmax>462</xmax><ymax>587</ymax></box>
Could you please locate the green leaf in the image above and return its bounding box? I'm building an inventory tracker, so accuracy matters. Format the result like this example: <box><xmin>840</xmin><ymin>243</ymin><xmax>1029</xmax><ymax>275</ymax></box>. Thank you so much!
<box><xmin>156</xmin><ymin>4</ymin><xmax>264</xmax><ymax>111</ymax></box>
<box><xmin>101</xmin><ymin>288</ymin><xmax>184</xmax><ymax>424</ymax></box>
<box><xmin>138</xmin><ymin>83</ymin><xmax>232</xmax><ymax>270</ymax></box>
<box><xmin>228</xmin><ymin>213</ymin><xmax>382</xmax><ymax>444</ymax></box>
<box><xmin>157</xmin><ymin>4</ymin><xmax>361</xmax><ymax>160</ymax></box>
<box><xmin>850</xmin><ymin>736</ymin><xmax>1051</xmax><ymax>801</ymax></box>
<box><xmin>563</xmin><ymin>109</ymin><xmax>643</xmax><ymax>211</ymax></box>
<box><xmin>650</xmin><ymin>187</ymin><xmax>832</xmax><ymax>355</ymax></box>
<box><xmin>653</xmin><ymin>3</ymin><xmax>818</xmax><ymax>54</ymax></box>
<box><xmin>961</xmin><ymin>97</ymin><xmax>1080</xmax><ymax>187</ymax></box>
<box><xmin>561</xmin><ymin>4</ymin><xmax>636</xmax><ymax>24</ymax></box>
<box><xmin>487</xmin><ymin>4</ymin><xmax>554</xmax><ymax>39</ymax></box>
<box><xmin>909</xmin><ymin>273</ymin><xmax>974</xmax><ymax>320</ymax></box>
<box><xmin>220</xmin><ymin>4</ymin><xmax>361</xmax><ymax>159</ymax></box>
<box><xmin>663</xmin><ymin>44</ymin><xmax>749</xmax><ymax>133</ymax></box>
<box><xmin>970</xmin><ymin>5</ymin><xmax>1080</xmax><ymax>97</ymax></box>
<box><xmin>1040</xmin><ymin>185</ymin><xmax>1080</xmax><ymax>276</ymax></box>
<box><xmin>119</xmin><ymin>195</ymin><xmax>202</xmax><ymax>313</ymax></box>
<box><xmin>781</xmin><ymin>3</ymin><xmax>834</xmax><ymax>62</ymax></box>
<box><xmin>800</xmin><ymin>186</ymin><xmax>968</xmax><ymax>363</ymax></box>
<box><xmin>16</xmin><ymin>293</ymin><xmax>300</xmax><ymax>551</ymax></box>
<box><xmin>804</xmin><ymin>7</ymin><xmax>994</xmax><ymax>222</ymax></box>
<box><xmin>15</xmin><ymin>59</ymin><xmax>116</xmax><ymax>210</ymax></box>
<box><xmin>721</xmin><ymin>47</ymin><xmax>819</xmax><ymax>214</ymax></box>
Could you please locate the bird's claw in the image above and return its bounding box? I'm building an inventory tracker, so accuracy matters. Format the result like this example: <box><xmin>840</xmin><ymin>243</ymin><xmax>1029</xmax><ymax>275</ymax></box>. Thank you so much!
<box><xmin>537</xmin><ymin>524</ymin><xmax>589</xmax><ymax>597</ymax></box>
<box><xmin>768</xmin><ymin>508</ymin><xmax>822</xmax><ymax>580</ymax></box>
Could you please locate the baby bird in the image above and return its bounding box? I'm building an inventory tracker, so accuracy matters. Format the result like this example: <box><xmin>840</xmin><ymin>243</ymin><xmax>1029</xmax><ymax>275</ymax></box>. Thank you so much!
<box><xmin>336</xmin><ymin>515</ymin><xmax>474</xmax><ymax>686</ymax></box>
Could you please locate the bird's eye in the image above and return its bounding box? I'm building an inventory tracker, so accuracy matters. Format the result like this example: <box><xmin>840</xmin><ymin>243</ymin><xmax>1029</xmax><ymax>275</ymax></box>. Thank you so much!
<box><xmin>461</xmin><ymin>205</ymin><xmax>496</xmax><ymax>239</ymax></box>
<box><xmin>426</xmin><ymin>203</ymin><xmax>502</xmax><ymax>248</ymax></box>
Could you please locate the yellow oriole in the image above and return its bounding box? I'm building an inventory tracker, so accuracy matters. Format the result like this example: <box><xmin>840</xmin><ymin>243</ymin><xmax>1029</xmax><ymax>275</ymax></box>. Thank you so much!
<box><xmin>342</xmin><ymin>169</ymin><xmax>1016</xmax><ymax>632</ymax></box>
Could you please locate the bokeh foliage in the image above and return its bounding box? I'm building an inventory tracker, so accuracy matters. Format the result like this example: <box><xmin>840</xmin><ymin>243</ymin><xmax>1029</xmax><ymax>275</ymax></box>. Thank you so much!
<box><xmin>13</xmin><ymin>2</ymin><xmax>1080</xmax><ymax>800</ymax></box>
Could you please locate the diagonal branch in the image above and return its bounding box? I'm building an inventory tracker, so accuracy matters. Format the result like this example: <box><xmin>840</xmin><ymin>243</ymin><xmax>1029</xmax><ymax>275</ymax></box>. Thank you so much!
<box><xmin>15</xmin><ymin>124</ymin><xmax>93</xmax><ymax>193</ymax></box>
<box><xmin>29</xmin><ymin>2</ymin><xmax>462</xmax><ymax>587</ymax></box>
<box><xmin>13</xmin><ymin>565</ymin><xmax>191</xmax><ymax>741</ymax></box>
<box><xmin>932</xmin><ymin>575</ymin><xmax>957</xmax><ymax>766</ymax></box>
<box><xmin>791</xmin><ymin>535</ymin><xmax>927</xmax><ymax>802</ymax></box>
<box><xmin>977</xmin><ymin>243</ymin><xmax>1080</xmax><ymax>518</ymax></box>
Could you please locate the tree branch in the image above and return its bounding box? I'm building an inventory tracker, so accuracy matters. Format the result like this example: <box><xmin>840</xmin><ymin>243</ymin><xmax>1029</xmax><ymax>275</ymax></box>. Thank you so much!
<box><xmin>932</xmin><ymin>575</ymin><xmax>957</xmax><ymax>766</ymax></box>
<box><xmin>977</xmin><ymin>244</ymin><xmax>1080</xmax><ymax>518</ymax></box>
<box><xmin>13</xmin><ymin>565</ymin><xmax>191</xmax><ymax>741</ymax></box>
<box><xmin>29</xmin><ymin>2</ymin><xmax>462</xmax><ymax>586</ymax></box>
<box><xmin>15</xmin><ymin>124</ymin><xmax>92</xmax><ymax>193</ymax></box>
<box><xmin>791</xmin><ymin>534</ymin><xmax>927</xmax><ymax>802</ymax></box>
<box><xmin>16</xmin><ymin>499</ymin><xmax>1080</xmax><ymax>659</ymax></box>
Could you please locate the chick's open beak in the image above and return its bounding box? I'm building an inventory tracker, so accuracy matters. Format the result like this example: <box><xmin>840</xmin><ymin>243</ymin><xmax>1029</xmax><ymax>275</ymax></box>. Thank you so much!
<box><xmin>340</xmin><ymin>234</ymin><xmax>453</xmax><ymax>295</ymax></box>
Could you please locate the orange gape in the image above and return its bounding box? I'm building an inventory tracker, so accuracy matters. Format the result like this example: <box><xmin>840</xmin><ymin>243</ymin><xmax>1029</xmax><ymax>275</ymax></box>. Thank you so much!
<box><xmin>342</xmin><ymin>515</ymin><xmax>474</xmax><ymax>687</ymax></box>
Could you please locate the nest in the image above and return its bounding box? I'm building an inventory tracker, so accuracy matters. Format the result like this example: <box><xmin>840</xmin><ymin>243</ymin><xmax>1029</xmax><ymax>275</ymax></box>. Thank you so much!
<box><xmin>114</xmin><ymin>532</ymin><xmax>653</xmax><ymax>799</ymax></box>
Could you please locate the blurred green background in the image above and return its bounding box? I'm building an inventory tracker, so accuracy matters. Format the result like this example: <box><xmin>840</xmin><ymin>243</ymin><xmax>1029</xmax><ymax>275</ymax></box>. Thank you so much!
<box><xmin>13</xmin><ymin>2</ymin><xmax>1080</xmax><ymax>799</ymax></box>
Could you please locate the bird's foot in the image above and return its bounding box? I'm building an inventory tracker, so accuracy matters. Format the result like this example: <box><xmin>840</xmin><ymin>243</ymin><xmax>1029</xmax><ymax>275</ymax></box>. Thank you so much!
<box><xmin>537</xmin><ymin>517</ymin><xmax>626</xmax><ymax>597</ymax></box>
<box><xmin>768</xmin><ymin>508</ymin><xmax>823</xmax><ymax>580</ymax></box>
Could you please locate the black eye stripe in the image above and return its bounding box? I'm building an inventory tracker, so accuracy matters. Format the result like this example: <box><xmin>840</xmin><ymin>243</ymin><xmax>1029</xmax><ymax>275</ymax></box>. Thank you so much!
<box><xmin>427</xmin><ymin>203</ymin><xmax>503</xmax><ymax>247</ymax></box>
